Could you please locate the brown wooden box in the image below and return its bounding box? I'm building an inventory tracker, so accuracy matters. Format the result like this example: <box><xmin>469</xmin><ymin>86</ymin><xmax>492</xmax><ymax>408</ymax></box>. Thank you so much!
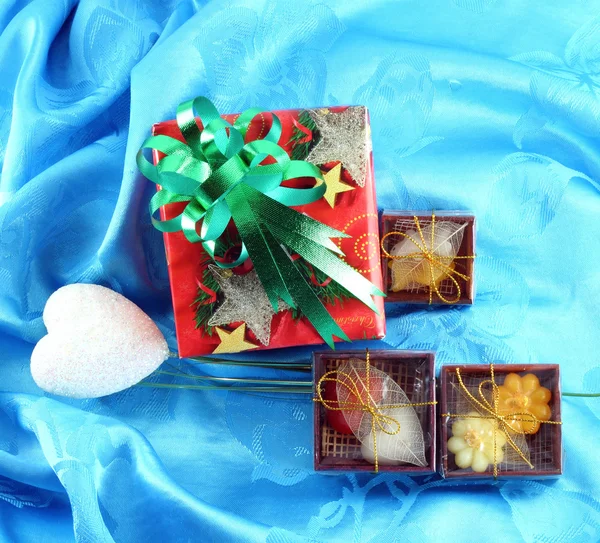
<box><xmin>380</xmin><ymin>211</ymin><xmax>476</xmax><ymax>304</ymax></box>
<box><xmin>313</xmin><ymin>349</ymin><xmax>436</xmax><ymax>473</ymax></box>
<box><xmin>439</xmin><ymin>364</ymin><xmax>563</xmax><ymax>479</ymax></box>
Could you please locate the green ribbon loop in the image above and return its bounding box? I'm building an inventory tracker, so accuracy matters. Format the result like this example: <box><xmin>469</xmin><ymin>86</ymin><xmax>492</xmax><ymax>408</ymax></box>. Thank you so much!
<box><xmin>137</xmin><ymin>96</ymin><xmax>384</xmax><ymax>347</ymax></box>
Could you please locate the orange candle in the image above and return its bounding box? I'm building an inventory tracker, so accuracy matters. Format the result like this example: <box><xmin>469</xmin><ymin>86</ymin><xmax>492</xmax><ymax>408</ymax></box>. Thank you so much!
<box><xmin>497</xmin><ymin>373</ymin><xmax>551</xmax><ymax>434</ymax></box>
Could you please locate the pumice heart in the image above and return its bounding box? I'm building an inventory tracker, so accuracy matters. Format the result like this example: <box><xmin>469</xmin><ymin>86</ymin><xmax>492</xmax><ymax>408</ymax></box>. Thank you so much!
<box><xmin>31</xmin><ymin>284</ymin><xmax>169</xmax><ymax>399</ymax></box>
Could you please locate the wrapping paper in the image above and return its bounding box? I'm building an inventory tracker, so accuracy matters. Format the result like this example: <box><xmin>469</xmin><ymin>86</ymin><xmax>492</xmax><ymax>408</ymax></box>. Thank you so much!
<box><xmin>1</xmin><ymin>0</ymin><xmax>600</xmax><ymax>542</ymax></box>
<box><xmin>152</xmin><ymin>108</ymin><xmax>385</xmax><ymax>357</ymax></box>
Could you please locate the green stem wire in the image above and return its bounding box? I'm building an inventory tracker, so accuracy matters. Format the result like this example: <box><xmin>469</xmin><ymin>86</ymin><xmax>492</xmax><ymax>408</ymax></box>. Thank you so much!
<box><xmin>154</xmin><ymin>370</ymin><xmax>311</xmax><ymax>387</ymax></box>
<box><xmin>169</xmin><ymin>351</ymin><xmax>311</xmax><ymax>371</ymax></box>
<box><xmin>137</xmin><ymin>353</ymin><xmax>314</xmax><ymax>394</ymax></box>
<box><xmin>186</xmin><ymin>358</ymin><xmax>312</xmax><ymax>371</ymax></box>
<box><xmin>148</xmin><ymin>358</ymin><xmax>600</xmax><ymax>397</ymax></box>
<box><xmin>138</xmin><ymin>382</ymin><xmax>312</xmax><ymax>394</ymax></box>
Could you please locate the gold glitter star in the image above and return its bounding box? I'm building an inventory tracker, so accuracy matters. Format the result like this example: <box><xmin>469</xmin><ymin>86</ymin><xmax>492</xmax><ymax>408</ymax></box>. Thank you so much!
<box><xmin>305</xmin><ymin>107</ymin><xmax>368</xmax><ymax>187</ymax></box>
<box><xmin>212</xmin><ymin>324</ymin><xmax>258</xmax><ymax>354</ymax></box>
<box><xmin>208</xmin><ymin>265</ymin><xmax>287</xmax><ymax>346</ymax></box>
<box><xmin>319</xmin><ymin>164</ymin><xmax>355</xmax><ymax>208</ymax></box>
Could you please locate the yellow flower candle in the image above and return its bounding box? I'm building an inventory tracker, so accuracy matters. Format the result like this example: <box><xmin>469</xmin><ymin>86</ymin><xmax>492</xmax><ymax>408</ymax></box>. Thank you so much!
<box><xmin>497</xmin><ymin>373</ymin><xmax>552</xmax><ymax>434</ymax></box>
<box><xmin>447</xmin><ymin>411</ymin><xmax>507</xmax><ymax>472</ymax></box>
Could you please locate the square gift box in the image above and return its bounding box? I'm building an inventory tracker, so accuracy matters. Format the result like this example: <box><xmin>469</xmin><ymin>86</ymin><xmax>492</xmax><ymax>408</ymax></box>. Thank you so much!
<box><xmin>380</xmin><ymin>211</ymin><xmax>476</xmax><ymax>305</ymax></box>
<box><xmin>439</xmin><ymin>364</ymin><xmax>563</xmax><ymax>479</ymax></box>
<box><xmin>151</xmin><ymin>106</ymin><xmax>385</xmax><ymax>357</ymax></box>
<box><xmin>313</xmin><ymin>349</ymin><xmax>436</xmax><ymax>473</ymax></box>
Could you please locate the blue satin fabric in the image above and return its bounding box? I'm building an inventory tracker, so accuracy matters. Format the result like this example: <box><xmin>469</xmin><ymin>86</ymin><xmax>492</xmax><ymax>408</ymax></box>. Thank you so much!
<box><xmin>1</xmin><ymin>0</ymin><xmax>600</xmax><ymax>541</ymax></box>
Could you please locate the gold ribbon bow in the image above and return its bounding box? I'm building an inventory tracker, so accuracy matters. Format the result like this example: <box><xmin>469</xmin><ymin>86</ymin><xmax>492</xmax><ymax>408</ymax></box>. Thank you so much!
<box><xmin>314</xmin><ymin>350</ymin><xmax>436</xmax><ymax>472</ymax></box>
<box><xmin>380</xmin><ymin>213</ymin><xmax>475</xmax><ymax>304</ymax></box>
<box><xmin>442</xmin><ymin>364</ymin><xmax>562</xmax><ymax>478</ymax></box>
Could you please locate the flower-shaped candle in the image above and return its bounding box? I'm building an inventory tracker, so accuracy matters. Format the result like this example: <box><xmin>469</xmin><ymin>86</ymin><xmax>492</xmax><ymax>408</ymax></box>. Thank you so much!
<box><xmin>497</xmin><ymin>373</ymin><xmax>552</xmax><ymax>434</ymax></box>
<box><xmin>447</xmin><ymin>411</ymin><xmax>507</xmax><ymax>473</ymax></box>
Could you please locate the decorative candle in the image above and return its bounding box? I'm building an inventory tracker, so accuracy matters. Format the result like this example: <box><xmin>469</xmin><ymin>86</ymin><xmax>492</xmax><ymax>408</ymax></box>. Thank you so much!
<box><xmin>440</xmin><ymin>364</ymin><xmax>563</xmax><ymax>479</ymax></box>
<box><xmin>497</xmin><ymin>373</ymin><xmax>552</xmax><ymax>434</ymax></box>
<box><xmin>447</xmin><ymin>411</ymin><xmax>507</xmax><ymax>473</ymax></box>
<box><xmin>359</xmin><ymin>405</ymin><xmax>428</xmax><ymax>468</ymax></box>
<box><xmin>389</xmin><ymin>225</ymin><xmax>456</xmax><ymax>292</ymax></box>
<box><xmin>314</xmin><ymin>350</ymin><xmax>437</xmax><ymax>474</ymax></box>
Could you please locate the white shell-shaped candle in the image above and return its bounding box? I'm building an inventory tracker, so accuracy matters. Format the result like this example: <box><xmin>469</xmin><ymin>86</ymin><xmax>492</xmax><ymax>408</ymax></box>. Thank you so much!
<box><xmin>361</xmin><ymin>431</ymin><xmax>402</xmax><ymax>466</ymax></box>
<box><xmin>359</xmin><ymin>405</ymin><xmax>428</xmax><ymax>467</ymax></box>
<box><xmin>31</xmin><ymin>284</ymin><xmax>169</xmax><ymax>399</ymax></box>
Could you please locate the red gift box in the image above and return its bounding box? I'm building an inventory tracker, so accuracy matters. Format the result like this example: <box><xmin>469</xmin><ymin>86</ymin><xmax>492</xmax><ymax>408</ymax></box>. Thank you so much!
<box><xmin>152</xmin><ymin>106</ymin><xmax>385</xmax><ymax>357</ymax></box>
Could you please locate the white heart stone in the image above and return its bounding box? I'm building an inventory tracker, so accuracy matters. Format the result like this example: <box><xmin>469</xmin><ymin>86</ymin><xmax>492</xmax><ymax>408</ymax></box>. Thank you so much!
<box><xmin>31</xmin><ymin>284</ymin><xmax>169</xmax><ymax>399</ymax></box>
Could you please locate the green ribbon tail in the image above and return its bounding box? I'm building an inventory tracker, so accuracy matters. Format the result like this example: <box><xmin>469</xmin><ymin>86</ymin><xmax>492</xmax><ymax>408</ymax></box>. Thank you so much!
<box><xmin>269</xmin><ymin>220</ymin><xmax>384</xmax><ymax>312</ymax></box>
<box><xmin>249</xmin><ymin>190</ymin><xmax>384</xmax><ymax>312</ymax></box>
<box><xmin>227</xmin><ymin>184</ymin><xmax>349</xmax><ymax>347</ymax></box>
<box><xmin>259</xmin><ymin>227</ymin><xmax>350</xmax><ymax>348</ymax></box>
<box><xmin>248</xmin><ymin>189</ymin><xmax>346</xmax><ymax>255</ymax></box>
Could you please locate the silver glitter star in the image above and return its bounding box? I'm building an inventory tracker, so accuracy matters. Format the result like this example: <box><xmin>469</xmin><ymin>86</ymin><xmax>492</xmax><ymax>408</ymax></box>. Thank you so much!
<box><xmin>306</xmin><ymin>107</ymin><xmax>369</xmax><ymax>187</ymax></box>
<box><xmin>207</xmin><ymin>265</ymin><xmax>288</xmax><ymax>346</ymax></box>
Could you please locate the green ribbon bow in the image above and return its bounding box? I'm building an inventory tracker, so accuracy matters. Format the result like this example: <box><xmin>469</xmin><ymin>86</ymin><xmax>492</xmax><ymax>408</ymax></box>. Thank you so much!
<box><xmin>137</xmin><ymin>96</ymin><xmax>383</xmax><ymax>347</ymax></box>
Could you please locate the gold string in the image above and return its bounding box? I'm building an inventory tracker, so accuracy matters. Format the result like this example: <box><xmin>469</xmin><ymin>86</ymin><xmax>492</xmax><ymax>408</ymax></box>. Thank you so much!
<box><xmin>381</xmin><ymin>213</ymin><xmax>476</xmax><ymax>304</ymax></box>
<box><xmin>441</xmin><ymin>364</ymin><xmax>562</xmax><ymax>478</ymax></box>
<box><xmin>314</xmin><ymin>349</ymin><xmax>437</xmax><ymax>472</ymax></box>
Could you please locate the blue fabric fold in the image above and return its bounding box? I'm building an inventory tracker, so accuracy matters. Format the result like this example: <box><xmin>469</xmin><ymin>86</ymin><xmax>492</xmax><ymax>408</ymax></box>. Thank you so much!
<box><xmin>1</xmin><ymin>0</ymin><xmax>600</xmax><ymax>541</ymax></box>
